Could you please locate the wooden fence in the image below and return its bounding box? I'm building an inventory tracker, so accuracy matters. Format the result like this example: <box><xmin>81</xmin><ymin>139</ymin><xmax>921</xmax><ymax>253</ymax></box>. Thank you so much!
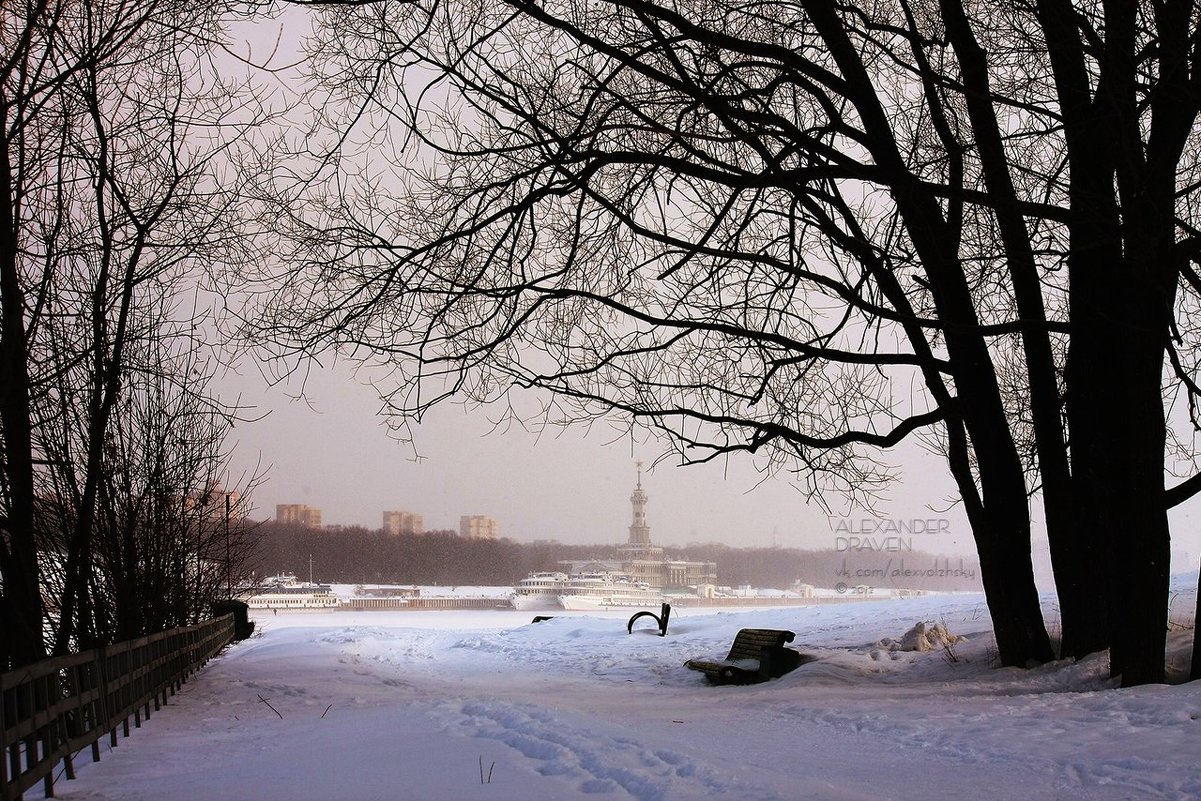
<box><xmin>0</xmin><ymin>615</ymin><xmax>234</xmax><ymax>800</ymax></box>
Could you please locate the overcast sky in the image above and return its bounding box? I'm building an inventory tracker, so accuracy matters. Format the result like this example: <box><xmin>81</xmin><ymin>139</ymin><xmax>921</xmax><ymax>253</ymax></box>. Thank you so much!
<box><xmin>216</xmin><ymin>357</ymin><xmax>977</xmax><ymax>549</ymax></box>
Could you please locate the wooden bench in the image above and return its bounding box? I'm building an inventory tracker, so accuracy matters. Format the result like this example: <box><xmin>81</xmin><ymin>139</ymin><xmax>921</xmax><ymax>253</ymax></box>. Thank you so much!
<box><xmin>684</xmin><ymin>628</ymin><xmax>808</xmax><ymax>685</ymax></box>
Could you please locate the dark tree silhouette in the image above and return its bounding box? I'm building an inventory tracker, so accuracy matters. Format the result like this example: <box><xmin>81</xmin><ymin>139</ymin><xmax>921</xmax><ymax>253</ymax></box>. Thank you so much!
<box><xmin>257</xmin><ymin>0</ymin><xmax>1201</xmax><ymax>685</ymax></box>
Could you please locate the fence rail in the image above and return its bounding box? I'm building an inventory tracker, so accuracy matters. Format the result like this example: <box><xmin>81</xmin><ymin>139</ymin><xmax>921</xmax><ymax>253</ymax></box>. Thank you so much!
<box><xmin>0</xmin><ymin>615</ymin><xmax>234</xmax><ymax>801</ymax></box>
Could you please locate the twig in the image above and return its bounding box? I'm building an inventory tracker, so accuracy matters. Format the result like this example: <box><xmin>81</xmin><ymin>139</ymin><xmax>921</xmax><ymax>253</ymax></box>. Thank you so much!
<box><xmin>257</xmin><ymin>694</ymin><xmax>283</xmax><ymax>719</ymax></box>
<box><xmin>321</xmin><ymin>703</ymin><xmax>333</xmax><ymax>719</ymax></box>
<box><xmin>479</xmin><ymin>755</ymin><xmax>495</xmax><ymax>784</ymax></box>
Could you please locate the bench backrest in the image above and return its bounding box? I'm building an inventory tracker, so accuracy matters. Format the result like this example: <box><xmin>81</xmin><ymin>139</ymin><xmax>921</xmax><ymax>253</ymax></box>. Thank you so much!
<box><xmin>725</xmin><ymin>628</ymin><xmax>796</xmax><ymax>662</ymax></box>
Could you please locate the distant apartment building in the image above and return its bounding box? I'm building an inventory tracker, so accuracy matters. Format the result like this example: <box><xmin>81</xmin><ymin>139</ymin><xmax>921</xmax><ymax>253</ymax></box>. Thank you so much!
<box><xmin>383</xmin><ymin>510</ymin><xmax>424</xmax><ymax>536</ymax></box>
<box><xmin>276</xmin><ymin>503</ymin><xmax>322</xmax><ymax>528</ymax></box>
<box><xmin>185</xmin><ymin>485</ymin><xmax>242</xmax><ymax>519</ymax></box>
<box><xmin>460</xmin><ymin>514</ymin><xmax>499</xmax><ymax>540</ymax></box>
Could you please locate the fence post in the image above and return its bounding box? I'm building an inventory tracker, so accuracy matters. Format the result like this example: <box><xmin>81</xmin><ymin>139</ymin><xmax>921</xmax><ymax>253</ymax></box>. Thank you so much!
<box><xmin>91</xmin><ymin>647</ymin><xmax>105</xmax><ymax>763</ymax></box>
<box><xmin>8</xmin><ymin>677</ymin><xmax>22</xmax><ymax>801</ymax></box>
<box><xmin>37</xmin><ymin>674</ymin><xmax>52</xmax><ymax>798</ymax></box>
<box><xmin>0</xmin><ymin>670</ymin><xmax>9</xmax><ymax>801</ymax></box>
<box><xmin>60</xmin><ymin>663</ymin><xmax>77</xmax><ymax>782</ymax></box>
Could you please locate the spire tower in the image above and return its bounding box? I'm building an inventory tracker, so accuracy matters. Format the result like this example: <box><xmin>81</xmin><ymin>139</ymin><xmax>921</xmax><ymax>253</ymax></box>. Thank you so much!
<box><xmin>628</xmin><ymin>460</ymin><xmax>652</xmax><ymax>547</ymax></box>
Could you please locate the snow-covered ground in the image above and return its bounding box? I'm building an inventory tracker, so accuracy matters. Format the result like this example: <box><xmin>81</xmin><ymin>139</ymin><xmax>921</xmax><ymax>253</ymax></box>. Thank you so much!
<box><xmin>60</xmin><ymin>592</ymin><xmax>1199</xmax><ymax>801</ymax></box>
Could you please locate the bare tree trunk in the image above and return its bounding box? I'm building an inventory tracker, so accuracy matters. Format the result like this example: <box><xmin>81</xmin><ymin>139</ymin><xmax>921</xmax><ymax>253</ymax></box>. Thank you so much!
<box><xmin>939</xmin><ymin>0</ymin><xmax>1096</xmax><ymax>661</ymax></box>
<box><xmin>954</xmin><ymin>400</ymin><xmax>1055</xmax><ymax>667</ymax></box>
<box><xmin>805</xmin><ymin>0</ymin><xmax>1053</xmax><ymax>668</ymax></box>
<box><xmin>1079</xmin><ymin>319</ymin><xmax>1170</xmax><ymax>686</ymax></box>
<box><xmin>0</xmin><ymin>129</ymin><xmax>45</xmax><ymax>669</ymax></box>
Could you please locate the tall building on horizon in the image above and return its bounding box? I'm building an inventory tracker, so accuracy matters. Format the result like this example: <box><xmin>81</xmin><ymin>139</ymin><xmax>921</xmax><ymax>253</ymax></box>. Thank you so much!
<box><xmin>184</xmin><ymin>484</ymin><xmax>242</xmax><ymax>519</ymax></box>
<box><xmin>460</xmin><ymin>514</ymin><xmax>499</xmax><ymax>540</ymax></box>
<box><xmin>562</xmin><ymin>463</ymin><xmax>717</xmax><ymax>590</ymax></box>
<box><xmin>618</xmin><ymin>460</ymin><xmax>663</xmax><ymax>562</ymax></box>
<box><xmin>383</xmin><ymin>510</ymin><xmax>424</xmax><ymax>536</ymax></box>
<box><xmin>276</xmin><ymin>503</ymin><xmax>322</xmax><ymax>528</ymax></box>
<box><xmin>626</xmin><ymin>461</ymin><xmax>653</xmax><ymax>548</ymax></box>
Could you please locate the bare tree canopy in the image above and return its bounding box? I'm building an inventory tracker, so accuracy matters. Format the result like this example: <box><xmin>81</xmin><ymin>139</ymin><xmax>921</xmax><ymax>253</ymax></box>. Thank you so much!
<box><xmin>250</xmin><ymin>0</ymin><xmax>1201</xmax><ymax>685</ymax></box>
<box><xmin>1</xmin><ymin>0</ymin><xmax>272</xmax><ymax>667</ymax></box>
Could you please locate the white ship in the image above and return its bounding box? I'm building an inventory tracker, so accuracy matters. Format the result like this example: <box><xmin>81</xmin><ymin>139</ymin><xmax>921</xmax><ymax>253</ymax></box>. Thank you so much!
<box><xmin>246</xmin><ymin>573</ymin><xmax>341</xmax><ymax>610</ymax></box>
<box><xmin>558</xmin><ymin>571</ymin><xmax>664</xmax><ymax>611</ymax></box>
<box><xmin>510</xmin><ymin>572</ymin><xmax>569</xmax><ymax>610</ymax></box>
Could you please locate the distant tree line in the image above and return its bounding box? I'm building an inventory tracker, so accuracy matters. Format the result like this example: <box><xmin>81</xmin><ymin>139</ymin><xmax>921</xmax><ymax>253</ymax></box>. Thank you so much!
<box><xmin>251</xmin><ymin>521</ymin><xmax>981</xmax><ymax>592</ymax></box>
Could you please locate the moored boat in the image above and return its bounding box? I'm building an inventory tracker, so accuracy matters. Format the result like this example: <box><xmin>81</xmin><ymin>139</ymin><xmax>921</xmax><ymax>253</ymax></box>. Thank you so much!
<box><xmin>510</xmin><ymin>571</ymin><xmax>569</xmax><ymax>610</ymax></box>
<box><xmin>558</xmin><ymin>571</ymin><xmax>664</xmax><ymax>610</ymax></box>
<box><xmin>246</xmin><ymin>573</ymin><xmax>341</xmax><ymax>610</ymax></box>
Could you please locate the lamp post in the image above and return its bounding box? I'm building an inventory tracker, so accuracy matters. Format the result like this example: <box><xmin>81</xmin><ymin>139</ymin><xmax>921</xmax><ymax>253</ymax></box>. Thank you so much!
<box><xmin>225</xmin><ymin>491</ymin><xmax>232</xmax><ymax>599</ymax></box>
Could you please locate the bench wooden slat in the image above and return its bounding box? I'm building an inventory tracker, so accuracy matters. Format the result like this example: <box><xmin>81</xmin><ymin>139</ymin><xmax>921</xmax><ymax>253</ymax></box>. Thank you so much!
<box><xmin>724</xmin><ymin>629</ymin><xmax>795</xmax><ymax>661</ymax></box>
